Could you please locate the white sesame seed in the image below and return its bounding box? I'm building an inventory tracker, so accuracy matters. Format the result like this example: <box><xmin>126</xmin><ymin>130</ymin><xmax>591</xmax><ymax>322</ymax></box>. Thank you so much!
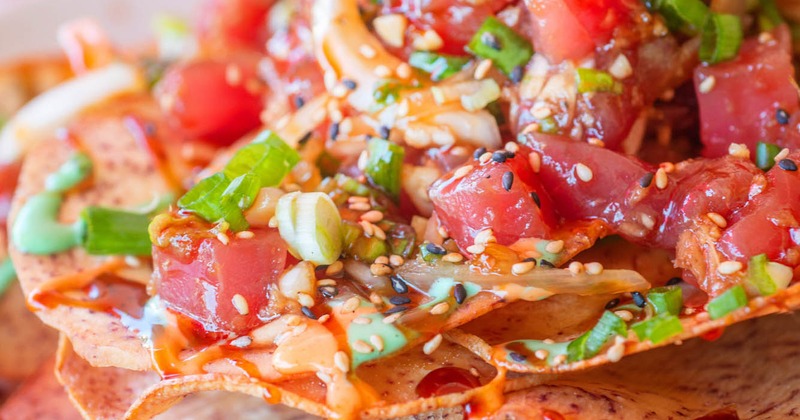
<box><xmin>584</xmin><ymin>262</ymin><xmax>604</xmax><ymax>275</ymax></box>
<box><xmin>423</xmin><ymin>334</ymin><xmax>443</xmax><ymax>355</ymax></box>
<box><xmin>443</xmin><ymin>252</ymin><xmax>464</xmax><ymax>263</ymax></box>
<box><xmin>430</xmin><ymin>302</ymin><xmax>450</xmax><ymax>315</ymax></box>
<box><xmin>268</xmin><ymin>216</ymin><xmax>279</xmax><ymax>228</ymax></box>
<box><xmin>317</xmin><ymin>314</ymin><xmax>331</xmax><ymax>323</ymax></box>
<box><xmin>608</xmin><ymin>54</ymin><xmax>633</xmax><ymax>79</ymax></box>
<box><xmin>587</xmin><ymin>137</ymin><xmax>605</xmax><ymax>147</ymax></box>
<box><xmin>326</xmin><ymin>261</ymin><xmax>344</xmax><ymax>276</ymax></box>
<box><xmin>359</xmin><ymin>220</ymin><xmax>375</xmax><ymax>236</ymax></box>
<box><xmin>545</xmin><ymin>240</ymin><xmax>565</xmax><ymax>254</ymax></box>
<box><xmin>699</xmin><ymin>75</ymin><xmax>716</xmax><ymax>94</ymax></box>
<box><xmin>522</xmin><ymin>123</ymin><xmax>540</xmax><ymax>135</ymax></box>
<box><xmin>660</xmin><ymin>162</ymin><xmax>675</xmax><ymax>173</ymax></box>
<box><xmin>728</xmin><ymin>143</ymin><xmax>750</xmax><ymax>159</ymax></box>
<box><xmin>775</xmin><ymin>148</ymin><xmax>790</xmax><ymax>162</ymax></box>
<box><xmin>359</xmin><ymin>44</ymin><xmax>376</xmax><ymax>58</ymax></box>
<box><xmin>512</xmin><ymin>261</ymin><xmax>535</xmax><ymax>275</ymax></box>
<box><xmin>474</xmin><ymin>59</ymin><xmax>493</xmax><ymax>80</ymax></box>
<box><xmin>369</xmin><ymin>292</ymin><xmax>383</xmax><ymax>305</ymax></box>
<box><xmin>383</xmin><ymin>312</ymin><xmax>402</xmax><ymax>324</ymax></box>
<box><xmin>297</xmin><ymin>292</ymin><xmax>315</xmax><ymax>308</ymax></box>
<box><xmin>529</xmin><ymin>152</ymin><xmax>541</xmax><ymax>173</ymax></box>
<box><xmin>373</xmin><ymin>226</ymin><xmax>387</xmax><ymax>240</ymax></box>
<box><xmin>437</xmin><ymin>225</ymin><xmax>449</xmax><ymax>239</ymax></box>
<box><xmin>453</xmin><ymin>165</ymin><xmax>473</xmax><ymax>180</ymax></box>
<box><xmin>236</xmin><ymin>230</ymin><xmax>255</xmax><ymax>239</ymax></box>
<box><xmin>505</xmin><ymin>142</ymin><xmax>520</xmax><ymax>153</ymax></box>
<box><xmin>331</xmin><ymin>84</ymin><xmax>348</xmax><ymax>98</ymax></box>
<box><xmin>759</xmin><ymin>31</ymin><xmax>774</xmax><ymax>44</ymax></box>
<box><xmin>342</xmin><ymin>297</ymin><xmax>360</xmax><ymax>314</ymax></box>
<box><xmin>575</xmin><ymin>163</ymin><xmax>593</xmax><ymax>182</ymax></box>
<box><xmin>216</xmin><ymin>232</ymin><xmax>230</xmax><ymax>245</ymax></box>
<box><xmin>232</xmin><ymin>294</ymin><xmax>249</xmax><ymax>315</ymax></box>
<box><xmin>474</xmin><ymin>229</ymin><xmax>497</xmax><ymax>245</ymax></box>
<box><xmin>370</xmin><ymin>263</ymin><xmax>392</xmax><ymax>276</ymax></box>
<box><xmin>316</xmin><ymin>371</ymin><xmax>332</xmax><ymax>383</ymax></box>
<box><xmin>706</xmin><ymin>212</ymin><xmax>727</xmax><ymax>229</ymax></box>
<box><xmin>317</xmin><ymin>279</ymin><xmax>338</xmax><ymax>287</ymax></box>
<box><xmin>552</xmin><ymin>354</ymin><xmax>567</xmax><ymax>365</ymax></box>
<box><xmin>389</xmin><ymin>255</ymin><xmax>405</xmax><ymax>267</ymax></box>
<box><xmin>370</xmin><ymin>334</ymin><xmax>385</xmax><ymax>352</ymax></box>
<box><xmin>374</xmin><ymin>65</ymin><xmax>392</xmax><ymax>78</ymax></box>
<box><xmin>614</xmin><ymin>310</ymin><xmax>633</xmax><ymax>321</ymax></box>
<box><xmin>469</xmin><ymin>367</ymin><xmax>480</xmax><ymax>377</ymax></box>
<box><xmin>352</xmin><ymin>340</ymin><xmax>373</xmax><ymax>353</ymax></box>
<box><xmin>374</xmin><ymin>256</ymin><xmax>390</xmax><ymax>265</ymax></box>
<box><xmin>655</xmin><ymin>168</ymin><xmax>668</xmax><ymax>190</ymax></box>
<box><xmin>466</xmin><ymin>244</ymin><xmax>486</xmax><ymax>254</ymax></box>
<box><xmin>532</xmin><ymin>103</ymin><xmax>552</xmax><ymax>119</ymax></box>
<box><xmin>717</xmin><ymin>260</ymin><xmax>743</xmax><ymax>275</ymax></box>
<box><xmin>640</xmin><ymin>213</ymin><xmax>656</xmax><ymax>230</ymax></box>
<box><xmin>568</xmin><ymin>261</ymin><xmax>584</xmax><ymax>275</ymax></box>
<box><xmin>396</xmin><ymin>63</ymin><xmax>412</xmax><ymax>79</ymax></box>
<box><xmin>352</xmin><ymin>316</ymin><xmax>372</xmax><ymax>325</ymax></box>
<box><xmin>230</xmin><ymin>336</ymin><xmax>252</xmax><ymax>348</ymax></box>
<box><xmin>534</xmin><ymin>349</ymin><xmax>549</xmax><ymax>360</ymax></box>
<box><xmin>606</xmin><ymin>341</ymin><xmax>625</xmax><ymax>362</ymax></box>
<box><xmin>479</xmin><ymin>152</ymin><xmax>493</xmax><ymax>164</ymax></box>
<box><xmin>124</xmin><ymin>255</ymin><xmax>141</xmax><ymax>267</ymax></box>
<box><xmin>334</xmin><ymin>351</ymin><xmax>350</xmax><ymax>372</ymax></box>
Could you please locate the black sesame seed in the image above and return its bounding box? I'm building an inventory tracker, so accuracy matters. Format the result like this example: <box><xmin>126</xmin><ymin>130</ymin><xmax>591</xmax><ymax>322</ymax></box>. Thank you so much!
<box><xmin>425</xmin><ymin>242</ymin><xmax>447</xmax><ymax>255</ymax></box>
<box><xmin>523</xmin><ymin>257</ymin><xmax>538</xmax><ymax>265</ymax></box>
<box><xmin>329</xmin><ymin>122</ymin><xmax>340</xmax><ymax>141</ymax></box>
<box><xmin>510</xmin><ymin>65</ymin><xmax>524</xmax><ymax>84</ymax></box>
<box><xmin>530</xmin><ymin>192</ymin><xmax>541</xmax><ymax>208</ymax></box>
<box><xmin>294</xmin><ymin>96</ymin><xmax>306</xmax><ymax>109</ymax></box>
<box><xmin>508</xmin><ymin>351</ymin><xmax>527</xmax><ymax>362</ymax></box>
<box><xmin>779</xmin><ymin>158</ymin><xmax>797</xmax><ymax>171</ymax></box>
<box><xmin>319</xmin><ymin>286</ymin><xmax>339</xmax><ymax>298</ymax></box>
<box><xmin>454</xmin><ymin>283</ymin><xmax>467</xmax><ymax>304</ymax></box>
<box><xmin>390</xmin><ymin>274</ymin><xmax>409</xmax><ymax>294</ymax></box>
<box><xmin>491</xmin><ymin>151</ymin><xmax>507</xmax><ymax>163</ymax></box>
<box><xmin>666</xmin><ymin>277</ymin><xmax>683</xmax><ymax>286</ymax></box>
<box><xmin>632</xmin><ymin>291</ymin><xmax>646</xmax><ymax>308</ymax></box>
<box><xmin>389</xmin><ymin>296</ymin><xmax>412</xmax><ymax>305</ymax></box>
<box><xmin>604</xmin><ymin>298</ymin><xmax>620</xmax><ymax>310</ymax></box>
<box><xmin>474</xmin><ymin>147</ymin><xmax>487</xmax><ymax>160</ymax></box>
<box><xmin>379</xmin><ymin>125</ymin><xmax>391</xmax><ymax>139</ymax></box>
<box><xmin>298</xmin><ymin>131</ymin><xmax>313</xmax><ymax>145</ymax></box>
<box><xmin>639</xmin><ymin>172</ymin><xmax>654</xmax><ymax>188</ymax></box>
<box><xmin>776</xmin><ymin>108</ymin><xmax>790</xmax><ymax>125</ymax></box>
<box><xmin>342</xmin><ymin>79</ymin><xmax>357</xmax><ymax>90</ymax></box>
<box><xmin>539</xmin><ymin>260</ymin><xmax>555</xmax><ymax>268</ymax></box>
<box><xmin>384</xmin><ymin>305</ymin><xmax>408</xmax><ymax>315</ymax></box>
<box><xmin>301</xmin><ymin>306</ymin><xmax>318</xmax><ymax>320</ymax></box>
<box><xmin>502</xmin><ymin>171</ymin><xmax>514</xmax><ymax>191</ymax></box>
<box><xmin>481</xmin><ymin>31</ymin><xmax>502</xmax><ymax>50</ymax></box>
<box><xmin>506</xmin><ymin>151</ymin><xmax>516</xmax><ymax>159</ymax></box>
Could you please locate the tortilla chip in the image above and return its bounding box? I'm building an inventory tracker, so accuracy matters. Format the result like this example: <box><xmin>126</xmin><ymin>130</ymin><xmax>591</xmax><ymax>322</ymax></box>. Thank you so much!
<box><xmin>494</xmin><ymin>313</ymin><xmax>800</xmax><ymax>419</ymax></box>
<box><xmin>0</xmin><ymin>283</ymin><xmax>59</xmax><ymax>382</ymax></box>
<box><xmin>9</xmin><ymin>95</ymin><xmax>171</xmax><ymax>371</ymax></box>
<box><xmin>0</xmin><ymin>356</ymin><xmax>81</xmax><ymax>420</ymax></box>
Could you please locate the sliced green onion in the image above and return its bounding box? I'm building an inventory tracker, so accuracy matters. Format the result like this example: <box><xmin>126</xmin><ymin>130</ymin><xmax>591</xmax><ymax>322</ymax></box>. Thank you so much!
<box><xmin>567</xmin><ymin>311</ymin><xmax>627</xmax><ymax>362</ymax></box>
<box><xmin>647</xmin><ymin>286</ymin><xmax>683</xmax><ymax>316</ymax></box>
<box><xmin>81</xmin><ymin>207</ymin><xmax>153</xmax><ymax>255</ymax></box>
<box><xmin>373</xmin><ymin>79</ymin><xmax>418</xmax><ymax>106</ymax></box>
<box><xmin>699</xmin><ymin>14</ymin><xmax>744</xmax><ymax>64</ymax></box>
<box><xmin>755</xmin><ymin>141</ymin><xmax>781</xmax><ymax>171</ymax></box>
<box><xmin>177</xmin><ymin>130</ymin><xmax>299</xmax><ymax>231</ymax></box>
<box><xmin>276</xmin><ymin>192</ymin><xmax>343</xmax><ymax>265</ymax></box>
<box><xmin>658</xmin><ymin>0</ymin><xmax>710</xmax><ymax>34</ymax></box>
<box><xmin>576</xmin><ymin>68</ymin><xmax>623</xmax><ymax>94</ymax></box>
<box><xmin>408</xmin><ymin>52</ymin><xmax>470</xmax><ymax>82</ymax></box>
<box><xmin>365</xmin><ymin>138</ymin><xmax>404</xmax><ymax>200</ymax></box>
<box><xmin>707</xmin><ymin>284</ymin><xmax>748</xmax><ymax>319</ymax></box>
<box><xmin>758</xmin><ymin>0</ymin><xmax>785</xmax><ymax>31</ymax></box>
<box><xmin>223</xmin><ymin>130</ymin><xmax>300</xmax><ymax>187</ymax></box>
<box><xmin>632</xmin><ymin>313</ymin><xmax>683</xmax><ymax>344</ymax></box>
<box><xmin>351</xmin><ymin>236</ymin><xmax>389</xmax><ymax>262</ymax></box>
<box><xmin>467</xmin><ymin>17</ymin><xmax>534</xmax><ymax>76</ymax></box>
<box><xmin>461</xmin><ymin>79</ymin><xmax>501</xmax><ymax>112</ymax></box>
<box><xmin>747</xmin><ymin>254</ymin><xmax>776</xmax><ymax>296</ymax></box>
<box><xmin>0</xmin><ymin>258</ymin><xmax>16</xmax><ymax>296</ymax></box>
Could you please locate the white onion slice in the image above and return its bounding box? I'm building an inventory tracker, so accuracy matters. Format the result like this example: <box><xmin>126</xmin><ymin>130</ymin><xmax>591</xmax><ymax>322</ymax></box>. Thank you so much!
<box><xmin>0</xmin><ymin>62</ymin><xmax>144</xmax><ymax>164</ymax></box>
<box><xmin>396</xmin><ymin>259</ymin><xmax>650</xmax><ymax>296</ymax></box>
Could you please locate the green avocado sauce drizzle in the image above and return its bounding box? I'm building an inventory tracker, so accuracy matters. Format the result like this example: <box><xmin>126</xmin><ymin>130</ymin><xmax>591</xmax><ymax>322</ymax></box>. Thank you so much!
<box><xmin>345</xmin><ymin>298</ymin><xmax>412</xmax><ymax>369</ymax></box>
<box><xmin>12</xmin><ymin>152</ymin><xmax>92</xmax><ymax>255</ymax></box>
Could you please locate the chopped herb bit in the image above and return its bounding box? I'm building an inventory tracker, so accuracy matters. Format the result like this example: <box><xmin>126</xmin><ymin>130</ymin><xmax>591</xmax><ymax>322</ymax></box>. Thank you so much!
<box><xmin>467</xmin><ymin>17</ymin><xmax>534</xmax><ymax>76</ymax></box>
<box><xmin>576</xmin><ymin>68</ymin><xmax>623</xmax><ymax>94</ymax></box>
<box><xmin>707</xmin><ymin>284</ymin><xmax>748</xmax><ymax>319</ymax></box>
<box><xmin>755</xmin><ymin>141</ymin><xmax>782</xmax><ymax>171</ymax></box>
<box><xmin>646</xmin><ymin>286</ymin><xmax>683</xmax><ymax>316</ymax></box>
<box><xmin>364</xmin><ymin>138</ymin><xmax>404</xmax><ymax>200</ymax></box>
<box><xmin>632</xmin><ymin>313</ymin><xmax>683</xmax><ymax>344</ymax></box>
<box><xmin>373</xmin><ymin>79</ymin><xmax>418</xmax><ymax>106</ymax></box>
<box><xmin>758</xmin><ymin>0</ymin><xmax>785</xmax><ymax>31</ymax></box>
<box><xmin>408</xmin><ymin>52</ymin><xmax>470</xmax><ymax>82</ymax></box>
<box><xmin>656</xmin><ymin>0</ymin><xmax>710</xmax><ymax>35</ymax></box>
<box><xmin>567</xmin><ymin>311</ymin><xmax>627</xmax><ymax>362</ymax></box>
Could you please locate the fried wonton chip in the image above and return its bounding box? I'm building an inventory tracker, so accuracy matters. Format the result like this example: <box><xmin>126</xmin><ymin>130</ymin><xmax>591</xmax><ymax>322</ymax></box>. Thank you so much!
<box><xmin>0</xmin><ymin>356</ymin><xmax>81</xmax><ymax>420</ymax></box>
<box><xmin>9</xmin><ymin>95</ymin><xmax>171</xmax><ymax>372</ymax></box>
